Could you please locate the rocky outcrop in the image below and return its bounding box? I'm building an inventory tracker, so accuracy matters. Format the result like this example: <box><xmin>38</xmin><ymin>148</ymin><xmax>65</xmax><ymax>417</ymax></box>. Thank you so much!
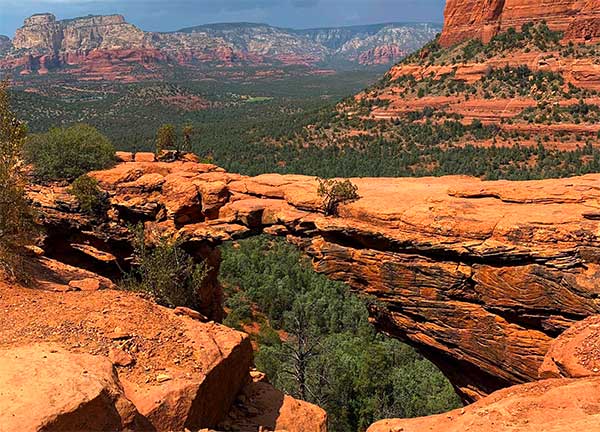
<box><xmin>369</xmin><ymin>312</ymin><xmax>600</xmax><ymax>431</ymax></box>
<box><xmin>368</xmin><ymin>376</ymin><xmax>600</xmax><ymax>432</ymax></box>
<box><xmin>358</xmin><ymin>45</ymin><xmax>406</xmax><ymax>65</ymax></box>
<box><xmin>0</xmin><ymin>14</ymin><xmax>440</xmax><ymax>77</ymax></box>
<box><xmin>439</xmin><ymin>0</ymin><xmax>600</xmax><ymax>47</ymax></box>
<box><xmin>539</xmin><ymin>315</ymin><xmax>600</xmax><ymax>379</ymax></box>
<box><xmin>564</xmin><ymin>0</ymin><xmax>600</xmax><ymax>43</ymax></box>
<box><xmin>12</xmin><ymin>13</ymin><xmax>148</xmax><ymax>53</ymax></box>
<box><xmin>0</xmin><ymin>260</ymin><xmax>323</xmax><ymax>431</ymax></box>
<box><xmin>0</xmin><ymin>344</ymin><xmax>141</xmax><ymax>431</ymax></box>
<box><xmin>29</xmin><ymin>158</ymin><xmax>600</xmax><ymax>403</ymax></box>
<box><xmin>219</xmin><ymin>371</ymin><xmax>328</xmax><ymax>432</ymax></box>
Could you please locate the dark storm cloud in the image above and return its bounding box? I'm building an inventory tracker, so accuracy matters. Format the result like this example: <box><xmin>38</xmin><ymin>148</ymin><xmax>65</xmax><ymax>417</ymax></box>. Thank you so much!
<box><xmin>0</xmin><ymin>0</ymin><xmax>446</xmax><ymax>36</ymax></box>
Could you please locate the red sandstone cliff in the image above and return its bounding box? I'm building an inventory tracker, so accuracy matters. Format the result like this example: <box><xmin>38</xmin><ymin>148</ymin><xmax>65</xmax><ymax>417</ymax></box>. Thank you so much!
<box><xmin>27</xmin><ymin>155</ymin><xmax>600</xmax><ymax>403</ymax></box>
<box><xmin>439</xmin><ymin>0</ymin><xmax>600</xmax><ymax>47</ymax></box>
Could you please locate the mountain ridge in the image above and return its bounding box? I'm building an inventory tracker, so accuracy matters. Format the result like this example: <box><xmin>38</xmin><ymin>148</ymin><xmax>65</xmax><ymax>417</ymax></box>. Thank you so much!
<box><xmin>0</xmin><ymin>13</ymin><xmax>441</xmax><ymax>78</ymax></box>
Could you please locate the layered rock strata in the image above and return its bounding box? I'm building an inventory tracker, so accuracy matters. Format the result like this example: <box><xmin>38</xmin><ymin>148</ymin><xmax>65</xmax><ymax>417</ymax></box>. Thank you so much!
<box><xmin>439</xmin><ymin>0</ymin><xmax>600</xmax><ymax>47</ymax></box>
<box><xmin>0</xmin><ymin>14</ymin><xmax>440</xmax><ymax>77</ymax></box>
<box><xmin>30</xmin><ymin>156</ymin><xmax>600</xmax><ymax>402</ymax></box>
<box><xmin>369</xmin><ymin>312</ymin><xmax>600</xmax><ymax>431</ymax></box>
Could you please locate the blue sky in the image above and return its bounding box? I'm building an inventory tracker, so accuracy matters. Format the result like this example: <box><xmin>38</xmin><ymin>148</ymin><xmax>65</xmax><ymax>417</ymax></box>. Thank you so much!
<box><xmin>0</xmin><ymin>0</ymin><xmax>446</xmax><ymax>36</ymax></box>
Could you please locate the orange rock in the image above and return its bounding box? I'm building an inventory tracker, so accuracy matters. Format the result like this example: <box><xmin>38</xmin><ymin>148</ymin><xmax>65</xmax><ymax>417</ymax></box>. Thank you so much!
<box><xmin>109</xmin><ymin>347</ymin><xmax>135</xmax><ymax>367</ymax></box>
<box><xmin>134</xmin><ymin>152</ymin><xmax>156</xmax><ymax>163</ymax></box>
<box><xmin>219</xmin><ymin>376</ymin><xmax>328</xmax><ymax>432</ymax></box>
<box><xmin>31</xmin><ymin>159</ymin><xmax>600</xmax><ymax>401</ymax></box>
<box><xmin>68</xmin><ymin>277</ymin><xmax>102</xmax><ymax>291</ymax></box>
<box><xmin>0</xmin><ymin>279</ymin><xmax>254</xmax><ymax>431</ymax></box>
<box><xmin>368</xmin><ymin>377</ymin><xmax>600</xmax><ymax>432</ymax></box>
<box><xmin>174</xmin><ymin>306</ymin><xmax>208</xmax><ymax>322</ymax></box>
<box><xmin>539</xmin><ymin>315</ymin><xmax>600</xmax><ymax>379</ymax></box>
<box><xmin>115</xmin><ymin>151</ymin><xmax>134</xmax><ymax>162</ymax></box>
<box><xmin>0</xmin><ymin>344</ymin><xmax>140</xmax><ymax>431</ymax></box>
<box><xmin>439</xmin><ymin>0</ymin><xmax>600</xmax><ymax>47</ymax></box>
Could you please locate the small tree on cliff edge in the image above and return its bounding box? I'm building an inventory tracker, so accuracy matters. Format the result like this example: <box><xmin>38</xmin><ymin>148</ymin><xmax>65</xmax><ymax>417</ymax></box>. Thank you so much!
<box><xmin>317</xmin><ymin>178</ymin><xmax>359</xmax><ymax>216</ymax></box>
<box><xmin>0</xmin><ymin>80</ymin><xmax>35</xmax><ymax>279</ymax></box>
<box><xmin>182</xmin><ymin>124</ymin><xmax>194</xmax><ymax>153</ymax></box>
<box><xmin>155</xmin><ymin>124</ymin><xmax>176</xmax><ymax>155</ymax></box>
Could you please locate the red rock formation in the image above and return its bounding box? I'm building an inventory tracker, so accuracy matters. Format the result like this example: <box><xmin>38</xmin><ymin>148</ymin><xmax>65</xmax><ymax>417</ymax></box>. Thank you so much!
<box><xmin>369</xmin><ymin>313</ymin><xmax>600</xmax><ymax>431</ymax></box>
<box><xmin>539</xmin><ymin>315</ymin><xmax>600</xmax><ymax>379</ymax></box>
<box><xmin>439</xmin><ymin>0</ymin><xmax>600</xmax><ymax>47</ymax></box>
<box><xmin>0</xmin><ymin>262</ymin><xmax>325</xmax><ymax>431</ymax></box>
<box><xmin>220</xmin><ymin>371</ymin><xmax>328</xmax><ymax>431</ymax></box>
<box><xmin>368</xmin><ymin>377</ymin><xmax>600</xmax><ymax>432</ymax></box>
<box><xmin>0</xmin><ymin>344</ymin><xmax>141</xmax><ymax>431</ymax></box>
<box><xmin>358</xmin><ymin>44</ymin><xmax>407</xmax><ymax>65</ymax></box>
<box><xmin>29</xmin><ymin>158</ymin><xmax>600</xmax><ymax>402</ymax></box>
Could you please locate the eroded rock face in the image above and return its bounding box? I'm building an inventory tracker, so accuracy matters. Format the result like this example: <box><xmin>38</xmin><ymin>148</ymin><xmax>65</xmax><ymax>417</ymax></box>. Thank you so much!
<box><xmin>12</xmin><ymin>13</ymin><xmax>146</xmax><ymax>53</ymax></box>
<box><xmin>219</xmin><ymin>371</ymin><xmax>328</xmax><ymax>432</ymax></box>
<box><xmin>439</xmin><ymin>0</ymin><xmax>600</xmax><ymax>47</ymax></box>
<box><xmin>539</xmin><ymin>315</ymin><xmax>600</xmax><ymax>379</ymax></box>
<box><xmin>30</xmin><ymin>159</ymin><xmax>600</xmax><ymax>402</ymax></box>
<box><xmin>369</xmin><ymin>314</ymin><xmax>600</xmax><ymax>431</ymax></box>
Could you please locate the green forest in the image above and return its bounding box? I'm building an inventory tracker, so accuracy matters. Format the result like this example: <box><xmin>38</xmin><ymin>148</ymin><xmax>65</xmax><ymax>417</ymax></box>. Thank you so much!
<box><xmin>10</xmin><ymin>64</ymin><xmax>600</xmax><ymax>181</ymax></box>
<box><xmin>219</xmin><ymin>237</ymin><xmax>461</xmax><ymax>432</ymax></box>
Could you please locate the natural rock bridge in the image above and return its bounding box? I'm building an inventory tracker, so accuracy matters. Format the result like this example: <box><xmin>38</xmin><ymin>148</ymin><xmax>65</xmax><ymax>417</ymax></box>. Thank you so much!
<box><xmin>31</xmin><ymin>155</ymin><xmax>600</xmax><ymax>402</ymax></box>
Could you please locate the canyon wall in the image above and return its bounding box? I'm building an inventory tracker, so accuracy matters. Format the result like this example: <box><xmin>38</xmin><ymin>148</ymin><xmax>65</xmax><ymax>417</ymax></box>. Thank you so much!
<box><xmin>439</xmin><ymin>0</ymin><xmax>600</xmax><ymax>46</ymax></box>
<box><xmin>31</xmin><ymin>155</ymin><xmax>600</xmax><ymax>402</ymax></box>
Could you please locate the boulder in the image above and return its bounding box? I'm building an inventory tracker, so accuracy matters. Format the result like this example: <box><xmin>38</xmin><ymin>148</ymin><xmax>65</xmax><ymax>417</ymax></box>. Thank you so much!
<box><xmin>0</xmin><ymin>344</ymin><xmax>140</xmax><ymax>431</ymax></box>
<box><xmin>219</xmin><ymin>372</ymin><xmax>328</xmax><ymax>432</ymax></box>
<box><xmin>134</xmin><ymin>152</ymin><xmax>156</xmax><ymax>163</ymax></box>
<box><xmin>539</xmin><ymin>315</ymin><xmax>600</xmax><ymax>379</ymax></box>
<box><xmin>368</xmin><ymin>377</ymin><xmax>600</xmax><ymax>432</ymax></box>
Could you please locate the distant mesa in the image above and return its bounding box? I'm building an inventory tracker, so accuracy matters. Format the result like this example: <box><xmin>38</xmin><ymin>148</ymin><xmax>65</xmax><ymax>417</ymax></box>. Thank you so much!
<box><xmin>0</xmin><ymin>13</ymin><xmax>441</xmax><ymax>78</ymax></box>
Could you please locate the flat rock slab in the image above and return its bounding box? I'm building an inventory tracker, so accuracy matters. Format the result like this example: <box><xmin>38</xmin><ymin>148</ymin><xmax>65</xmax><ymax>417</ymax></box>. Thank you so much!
<box><xmin>368</xmin><ymin>377</ymin><xmax>600</xmax><ymax>432</ymax></box>
<box><xmin>0</xmin><ymin>344</ymin><xmax>139</xmax><ymax>432</ymax></box>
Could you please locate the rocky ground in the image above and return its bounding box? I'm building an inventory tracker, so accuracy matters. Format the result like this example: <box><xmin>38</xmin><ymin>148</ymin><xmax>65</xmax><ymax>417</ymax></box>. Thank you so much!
<box><xmin>0</xmin><ymin>256</ymin><xmax>326</xmax><ymax>431</ymax></box>
<box><xmin>6</xmin><ymin>152</ymin><xmax>600</xmax><ymax>429</ymax></box>
<box><xmin>28</xmin><ymin>153</ymin><xmax>600</xmax><ymax>401</ymax></box>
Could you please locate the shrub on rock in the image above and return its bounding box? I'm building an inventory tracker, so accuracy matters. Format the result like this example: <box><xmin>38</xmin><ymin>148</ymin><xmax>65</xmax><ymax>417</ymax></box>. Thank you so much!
<box><xmin>123</xmin><ymin>224</ymin><xmax>207</xmax><ymax>310</ymax></box>
<box><xmin>317</xmin><ymin>178</ymin><xmax>359</xmax><ymax>216</ymax></box>
<box><xmin>68</xmin><ymin>174</ymin><xmax>107</xmax><ymax>215</ymax></box>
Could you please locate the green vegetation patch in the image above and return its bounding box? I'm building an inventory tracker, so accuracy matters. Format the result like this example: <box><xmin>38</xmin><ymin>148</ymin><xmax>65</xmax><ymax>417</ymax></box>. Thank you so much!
<box><xmin>26</xmin><ymin>124</ymin><xmax>115</xmax><ymax>181</ymax></box>
<box><xmin>220</xmin><ymin>236</ymin><xmax>461</xmax><ymax>432</ymax></box>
